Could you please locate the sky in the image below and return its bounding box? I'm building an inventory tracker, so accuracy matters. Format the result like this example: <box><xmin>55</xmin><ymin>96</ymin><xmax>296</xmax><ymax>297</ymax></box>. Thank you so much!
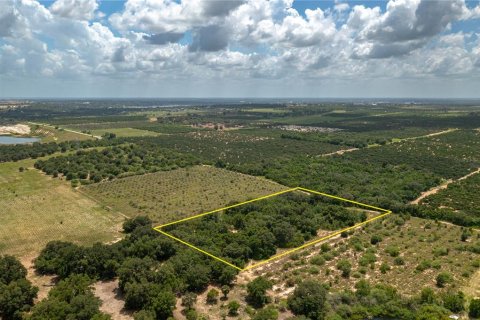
<box><xmin>1</xmin><ymin>0</ymin><xmax>480</xmax><ymax>98</ymax></box>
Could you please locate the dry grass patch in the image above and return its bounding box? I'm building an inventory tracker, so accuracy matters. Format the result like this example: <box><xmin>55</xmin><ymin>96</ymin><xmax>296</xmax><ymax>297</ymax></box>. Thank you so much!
<box><xmin>0</xmin><ymin>159</ymin><xmax>123</xmax><ymax>258</ymax></box>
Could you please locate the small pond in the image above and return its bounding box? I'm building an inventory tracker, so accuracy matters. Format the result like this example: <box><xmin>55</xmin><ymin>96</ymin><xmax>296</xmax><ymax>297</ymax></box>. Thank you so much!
<box><xmin>0</xmin><ymin>136</ymin><xmax>40</xmax><ymax>145</ymax></box>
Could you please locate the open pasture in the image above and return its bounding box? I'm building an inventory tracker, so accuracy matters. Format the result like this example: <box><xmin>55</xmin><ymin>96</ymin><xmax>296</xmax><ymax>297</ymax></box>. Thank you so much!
<box><xmin>0</xmin><ymin>158</ymin><xmax>123</xmax><ymax>258</ymax></box>
<box><xmin>90</xmin><ymin>127</ymin><xmax>161</xmax><ymax>137</ymax></box>
<box><xmin>81</xmin><ymin>165</ymin><xmax>288</xmax><ymax>223</ymax></box>
<box><xmin>29</xmin><ymin>123</ymin><xmax>94</xmax><ymax>142</ymax></box>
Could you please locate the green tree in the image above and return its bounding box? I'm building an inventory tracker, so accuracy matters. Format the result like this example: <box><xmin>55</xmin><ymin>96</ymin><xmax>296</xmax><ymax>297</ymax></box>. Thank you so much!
<box><xmin>469</xmin><ymin>299</ymin><xmax>480</xmax><ymax>318</ymax></box>
<box><xmin>123</xmin><ymin>216</ymin><xmax>152</xmax><ymax>233</ymax></box>
<box><xmin>247</xmin><ymin>277</ymin><xmax>272</xmax><ymax>308</ymax></box>
<box><xmin>133</xmin><ymin>310</ymin><xmax>156</xmax><ymax>320</ymax></box>
<box><xmin>0</xmin><ymin>279</ymin><xmax>38</xmax><ymax>319</ymax></box>
<box><xmin>287</xmin><ymin>280</ymin><xmax>327</xmax><ymax>320</ymax></box>
<box><xmin>182</xmin><ymin>292</ymin><xmax>197</xmax><ymax>310</ymax></box>
<box><xmin>149</xmin><ymin>290</ymin><xmax>176</xmax><ymax>320</ymax></box>
<box><xmin>221</xmin><ymin>285</ymin><xmax>230</xmax><ymax>300</ymax></box>
<box><xmin>29</xmin><ymin>275</ymin><xmax>105</xmax><ymax>320</ymax></box>
<box><xmin>0</xmin><ymin>255</ymin><xmax>28</xmax><ymax>285</ymax></box>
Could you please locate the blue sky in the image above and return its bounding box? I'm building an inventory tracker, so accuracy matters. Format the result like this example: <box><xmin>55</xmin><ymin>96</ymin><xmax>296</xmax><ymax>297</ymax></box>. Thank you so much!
<box><xmin>1</xmin><ymin>0</ymin><xmax>480</xmax><ymax>98</ymax></box>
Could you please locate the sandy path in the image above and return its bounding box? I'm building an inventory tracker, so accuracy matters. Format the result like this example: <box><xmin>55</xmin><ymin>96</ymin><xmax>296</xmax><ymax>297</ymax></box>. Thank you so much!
<box><xmin>21</xmin><ymin>255</ymin><xmax>56</xmax><ymax>302</ymax></box>
<box><xmin>320</xmin><ymin>148</ymin><xmax>359</xmax><ymax>157</ymax></box>
<box><xmin>404</xmin><ymin>128</ymin><xmax>458</xmax><ymax>140</ymax></box>
<box><xmin>410</xmin><ymin>168</ymin><xmax>480</xmax><ymax>205</ymax></box>
<box><xmin>93</xmin><ymin>279</ymin><xmax>133</xmax><ymax>320</ymax></box>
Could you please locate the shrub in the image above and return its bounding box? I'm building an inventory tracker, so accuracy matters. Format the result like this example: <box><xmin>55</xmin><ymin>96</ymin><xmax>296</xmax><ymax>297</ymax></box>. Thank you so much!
<box><xmin>385</xmin><ymin>245</ymin><xmax>400</xmax><ymax>257</ymax></box>
<box><xmin>380</xmin><ymin>263</ymin><xmax>391</xmax><ymax>274</ymax></box>
<box><xmin>393</xmin><ymin>257</ymin><xmax>405</xmax><ymax>266</ymax></box>
<box><xmin>336</xmin><ymin>259</ymin><xmax>352</xmax><ymax>278</ymax></box>
<box><xmin>206</xmin><ymin>289</ymin><xmax>219</xmax><ymax>305</ymax></box>
<box><xmin>228</xmin><ymin>300</ymin><xmax>241</xmax><ymax>316</ymax></box>
<box><xmin>310</xmin><ymin>256</ymin><xmax>325</xmax><ymax>266</ymax></box>
<box><xmin>370</xmin><ymin>235</ymin><xmax>382</xmax><ymax>245</ymax></box>
<box><xmin>436</xmin><ymin>272</ymin><xmax>453</xmax><ymax>288</ymax></box>
<box><xmin>469</xmin><ymin>299</ymin><xmax>480</xmax><ymax>318</ymax></box>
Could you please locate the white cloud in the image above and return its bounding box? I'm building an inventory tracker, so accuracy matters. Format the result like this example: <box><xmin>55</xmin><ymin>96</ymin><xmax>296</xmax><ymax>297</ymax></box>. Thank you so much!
<box><xmin>50</xmin><ymin>0</ymin><xmax>98</xmax><ymax>20</ymax></box>
<box><xmin>1</xmin><ymin>0</ymin><xmax>480</xmax><ymax>98</ymax></box>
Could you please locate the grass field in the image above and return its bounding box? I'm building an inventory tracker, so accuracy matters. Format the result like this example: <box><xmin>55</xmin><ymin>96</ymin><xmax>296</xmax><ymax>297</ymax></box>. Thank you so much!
<box><xmin>0</xmin><ymin>158</ymin><xmax>124</xmax><ymax>258</ymax></box>
<box><xmin>29</xmin><ymin>124</ymin><xmax>94</xmax><ymax>142</ymax></box>
<box><xmin>82</xmin><ymin>165</ymin><xmax>289</xmax><ymax>223</ymax></box>
<box><xmin>90</xmin><ymin>127</ymin><xmax>161</xmax><ymax>137</ymax></box>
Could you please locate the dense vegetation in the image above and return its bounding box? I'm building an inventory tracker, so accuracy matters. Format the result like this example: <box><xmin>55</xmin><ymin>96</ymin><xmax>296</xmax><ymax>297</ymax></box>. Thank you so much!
<box><xmin>0</xmin><ymin>255</ymin><xmax>38</xmax><ymax>320</ymax></box>
<box><xmin>416</xmin><ymin>173</ymin><xmax>480</xmax><ymax>226</ymax></box>
<box><xmin>125</xmin><ymin>131</ymin><xmax>343</xmax><ymax>175</ymax></box>
<box><xmin>34</xmin><ymin>144</ymin><xmax>199</xmax><ymax>184</ymax></box>
<box><xmin>3</xmin><ymin>101</ymin><xmax>480</xmax><ymax>319</ymax></box>
<box><xmin>33</xmin><ymin>217</ymin><xmax>237</xmax><ymax>319</ymax></box>
<box><xmin>0</xmin><ymin>139</ymin><xmax>123</xmax><ymax>163</ymax></box>
<box><xmin>166</xmin><ymin>192</ymin><xmax>367</xmax><ymax>268</ymax></box>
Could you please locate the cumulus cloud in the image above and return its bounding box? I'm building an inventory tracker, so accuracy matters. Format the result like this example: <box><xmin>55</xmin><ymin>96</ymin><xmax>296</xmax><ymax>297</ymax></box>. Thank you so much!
<box><xmin>201</xmin><ymin>0</ymin><xmax>245</xmax><ymax>17</ymax></box>
<box><xmin>143</xmin><ymin>32</ymin><xmax>184</xmax><ymax>45</ymax></box>
<box><xmin>351</xmin><ymin>0</ymin><xmax>468</xmax><ymax>58</ymax></box>
<box><xmin>189</xmin><ymin>25</ymin><xmax>230</xmax><ymax>52</ymax></box>
<box><xmin>50</xmin><ymin>0</ymin><xmax>99</xmax><ymax>20</ymax></box>
<box><xmin>1</xmin><ymin>0</ymin><xmax>480</xmax><ymax>96</ymax></box>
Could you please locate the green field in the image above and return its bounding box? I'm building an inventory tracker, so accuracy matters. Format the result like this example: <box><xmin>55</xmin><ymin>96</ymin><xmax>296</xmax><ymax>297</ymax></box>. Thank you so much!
<box><xmin>29</xmin><ymin>124</ymin><xmax>95</xmax><ymax>142</ymax></box>
<box><xmin>90</xmin><ymin>127</ymin><xmax>161</xmax><ymax>137</ymax></box>
<box><xmin>82</xmin><ymin>165</ymin><xmax>288</xmax><ymax>223</ymax></box>
<box><xmin>0</xmin><ymin>158</ymin><xmax>123</xmax><ymax>258</ymax></box>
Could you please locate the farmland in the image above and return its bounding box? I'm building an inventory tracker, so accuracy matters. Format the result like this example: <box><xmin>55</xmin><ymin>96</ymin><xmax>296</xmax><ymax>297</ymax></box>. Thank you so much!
<box><xmin>82</xmin><ymin>165</ymin><xmax>288</xmax><ymax>223</ymax></box>
<box><xmin>89</xmin><ymin>127</ymin><xmax>162</xmax><ymax>138</ymax></box>
<box><xmin>0</xmin><ymin>158</ymin><xmax>123</xmax><ymax>258</ymax></box>
<box><xmin>1</xmin><ymin>100</ymin><xmax>480</xmax><ymax>320</ymax></box>
<box><xmin>29</xmin><ymin>123</ymin><xmax>96</xmax><ymax>142</ymax></box>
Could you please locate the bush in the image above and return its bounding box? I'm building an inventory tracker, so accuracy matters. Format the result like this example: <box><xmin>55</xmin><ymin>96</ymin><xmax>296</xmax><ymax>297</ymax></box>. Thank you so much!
<box><xmin>370</xmin><ymin>235</ymin><xmax>382</xmax><ymax>245</ymax></box>
<box><xmin>469</xmin><ymin>299</ymin><xmax>480</xmax><ymax>318</ymax></box>
<box><xmin>380</xmin><ymin>263</ymin><xmax>391</xmax><ymax>274</ymax></box>
<box><xmin>393</xmin><ymin>256</ymin><xmax>405</xmax><ymax>266</ymax></box>
<box><xmin>385</xmin><ymin>246</ymin><xmax>400</xmax><ymax>257</ymax></box>
<box><xmin>336</xmin><ymin>259</ymin><xmax>352</xmax><ymax>278</ymax></box>
<box><xmin>310</xmin><ymin>256</ymin><xmax>325</xmax><ymax>266</ymax></box>
<box><xmin>287</xmin><ymin>280</ymin><xmax>327</xmax><ymax>320</ymax></box>
<box><xmin>442</xmin><ymin>291</ymin><xmax>465</xmax><ymax>313</ymax></box>
<box><xmin>228</xmin><ymin>300</ymin><xmax>241</xmax><ymax>316</ymax></box>
<box><xmin>253</xmin><ymin>305</ymin><xmax>279</xmax><ymax>320</ymax></box>
<box><xmin>206</xmin><ymin>289</ymin><xmax>219</xmax><ymax>305</ymax></box>
<box><xmin>436</xmin><ymin>272</ymin><xmax>453</xmax><ymax>288</ymax></box>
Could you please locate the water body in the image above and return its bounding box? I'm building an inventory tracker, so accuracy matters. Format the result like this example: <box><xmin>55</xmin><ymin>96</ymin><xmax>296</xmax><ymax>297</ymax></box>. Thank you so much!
<box><xmin>0</xmin><ymin>136</ymin><xmax>40</xmax><ymax>145</ymax></box>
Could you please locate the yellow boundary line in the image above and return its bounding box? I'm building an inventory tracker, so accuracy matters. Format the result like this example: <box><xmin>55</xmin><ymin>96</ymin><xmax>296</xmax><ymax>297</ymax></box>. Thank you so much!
<box><xmin>153</xmin><ymin>186</ymin><xmax>392</xmax><ymax>272</ymax></box>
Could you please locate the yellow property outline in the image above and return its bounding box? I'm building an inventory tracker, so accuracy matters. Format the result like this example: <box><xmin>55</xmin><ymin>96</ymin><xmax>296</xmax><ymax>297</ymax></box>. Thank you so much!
<box><xmin>153</xmin><ymin>187</ymin><xmax>392</xmax><ymax>272</ymax></box>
